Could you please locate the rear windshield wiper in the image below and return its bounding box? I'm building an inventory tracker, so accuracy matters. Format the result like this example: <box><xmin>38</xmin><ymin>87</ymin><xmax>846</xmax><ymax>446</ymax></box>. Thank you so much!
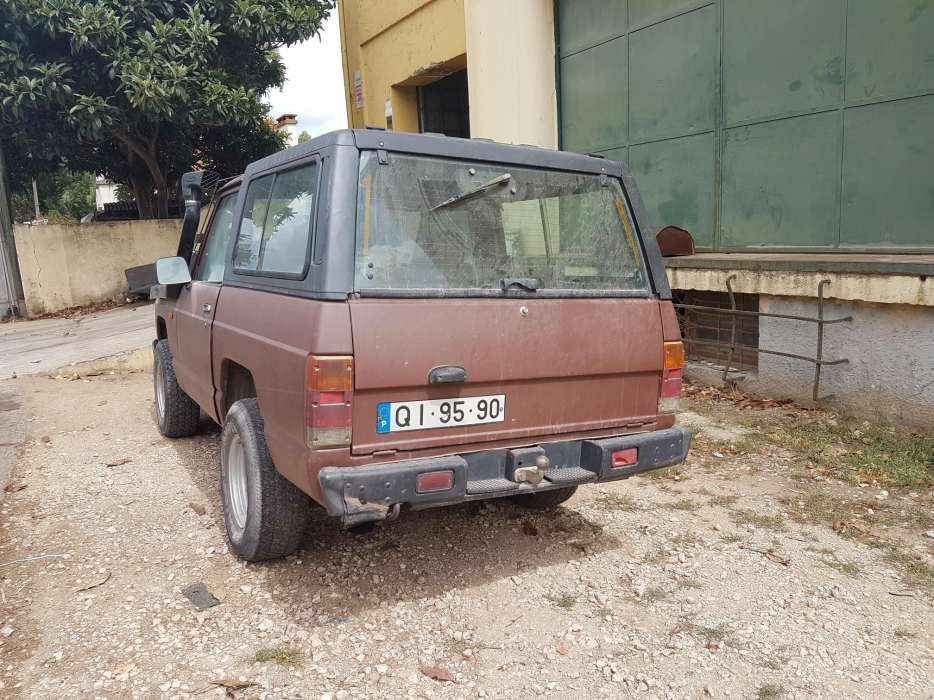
<box><xmin>501</xmin><ymin>277</ymin><xmax>539</xmax><ymax>292</ymax></box>
<box><xmin>429</xmin><ymin>173</ymin><xmax>512</xmax><ymax>212</ymax></box>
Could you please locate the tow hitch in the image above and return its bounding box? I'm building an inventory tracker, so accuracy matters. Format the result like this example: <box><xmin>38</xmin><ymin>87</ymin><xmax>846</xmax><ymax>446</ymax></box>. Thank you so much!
<box><xmin>514</xmin><ymin>455</ymin><xmax>551</xmax><ymax>485</ymax></box>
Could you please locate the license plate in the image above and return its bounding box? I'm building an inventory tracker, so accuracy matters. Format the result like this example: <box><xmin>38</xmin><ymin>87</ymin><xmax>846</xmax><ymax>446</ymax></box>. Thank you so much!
<box><xmin>376</xmin><ymin>395</ymin><xmax>506</xmax><ymax>433</ymax></box>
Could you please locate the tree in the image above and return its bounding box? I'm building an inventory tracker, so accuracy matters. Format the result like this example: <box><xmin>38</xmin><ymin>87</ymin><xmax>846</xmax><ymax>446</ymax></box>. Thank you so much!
<box><xmin>297</xmin><ymin>130</ymin><xmax>311</xmax><ymax>144</ymax></box>
<box><xmin>0</xmin><ymin>0</ymin><xmax>333</xmax><ymax>218</ymax></box>
<box><xmin>10</xmin><ymin>168</ymin><xmax>95</xmax><ymax>223</ymax></box>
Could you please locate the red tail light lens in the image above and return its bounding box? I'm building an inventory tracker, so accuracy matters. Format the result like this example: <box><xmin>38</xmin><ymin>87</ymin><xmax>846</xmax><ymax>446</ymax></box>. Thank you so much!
<box><xmin>306</xmin><ymin>355</ymin><xmax>353</xmax><ymax>448</ymax></box>
<box><xmin>416</xmin><ymin>470</ymin><xmax>454</xmax><ymax>494</ymax></box>
<box><xmin>659</xmin><ymin>341</ymin><xmax>684</xmax><ymax>413</ymax></box>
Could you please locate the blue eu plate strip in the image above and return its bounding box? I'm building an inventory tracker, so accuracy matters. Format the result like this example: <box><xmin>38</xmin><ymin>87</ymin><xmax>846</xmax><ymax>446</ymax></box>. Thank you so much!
<box><xmin>376</xmin><ymin>402</ymin><xmax>391</xmax><ymax>434</ymax></box>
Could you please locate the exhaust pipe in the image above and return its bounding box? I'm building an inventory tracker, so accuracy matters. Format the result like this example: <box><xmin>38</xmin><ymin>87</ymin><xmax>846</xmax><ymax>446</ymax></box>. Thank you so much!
<box><xmin>176</xmin><ymin>170</ymin><xmax>219</xmax><ymax>264</ymax></box>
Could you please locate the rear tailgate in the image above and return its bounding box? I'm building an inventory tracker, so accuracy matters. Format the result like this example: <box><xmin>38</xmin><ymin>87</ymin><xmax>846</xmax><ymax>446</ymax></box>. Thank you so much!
<box><xmin>349</xmin><ymin>297</ymin><xmax>663</xmax><ymax>454</ymax></box>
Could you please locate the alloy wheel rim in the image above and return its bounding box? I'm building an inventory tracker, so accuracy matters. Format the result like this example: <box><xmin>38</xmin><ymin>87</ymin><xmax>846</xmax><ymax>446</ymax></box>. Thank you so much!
<box><xmin>226</xmin><ymin>434</ymin><xmax>249</xmax><ymax>531</ymax></box>
<box><xmin>154</xmin><ymin>362</ymin><xmax>166</xmax><ymax>419</ymax></box>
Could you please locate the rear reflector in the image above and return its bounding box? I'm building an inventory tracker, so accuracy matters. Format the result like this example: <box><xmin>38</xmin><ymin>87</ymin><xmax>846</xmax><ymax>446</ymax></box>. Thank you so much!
<box><xmin>306</xmin><ymin>356</ymin><xmax>354</xmax><ymax>448</ymax></box>
<box><xmin>661</xmin><ymin>368</ymin><xmax>683</xmax><ymax>398</ymax></box>
<box><xmin>416</xmin><ymin>470</ymin><xmax>454</xmax><ymax>494</ymax></box>
<box><xmin>612</xmin><ymin>448</ymin><xmax>639</xmax><ymax>468</ymax></box>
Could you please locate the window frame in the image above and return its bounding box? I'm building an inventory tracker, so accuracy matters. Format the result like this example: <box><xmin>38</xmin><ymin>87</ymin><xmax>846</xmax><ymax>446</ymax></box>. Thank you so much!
<box><xmin>230</xmin><ymin>155</ymin><xmax>322</xmax><ymax>282</ymax></box>
<box><xmin>191</xmin><ymin>191</ymin><xmax>239</xmax><ymax>283</ymax></box>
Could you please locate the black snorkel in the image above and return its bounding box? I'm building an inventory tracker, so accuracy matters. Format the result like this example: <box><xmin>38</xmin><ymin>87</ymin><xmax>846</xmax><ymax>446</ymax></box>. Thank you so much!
<box><xmin>176</xmin><ymin>170</ymin><xmax>219</xmax><ymax>265</ymax></box>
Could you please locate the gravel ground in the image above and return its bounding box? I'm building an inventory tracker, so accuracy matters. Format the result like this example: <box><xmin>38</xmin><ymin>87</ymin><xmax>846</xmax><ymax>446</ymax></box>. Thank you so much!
<box><xmin>0</xmin><ymin>372</ymin><xmax>931</xmax><ymax>699</ymax></box>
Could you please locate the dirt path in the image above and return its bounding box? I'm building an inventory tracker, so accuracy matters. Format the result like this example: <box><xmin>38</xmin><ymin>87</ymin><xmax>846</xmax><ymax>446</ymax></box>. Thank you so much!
<box><xmin>0</xmin><ymin>373</ymin><xmax>931</xmax><ymax>698</ymax></box>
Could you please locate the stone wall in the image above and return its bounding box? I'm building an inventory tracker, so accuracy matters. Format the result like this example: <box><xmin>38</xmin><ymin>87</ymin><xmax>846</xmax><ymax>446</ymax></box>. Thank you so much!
<box><xmin>13</xmin><ymin>220</ymin><xmax>180</xmax><ymax>316</ymax></box>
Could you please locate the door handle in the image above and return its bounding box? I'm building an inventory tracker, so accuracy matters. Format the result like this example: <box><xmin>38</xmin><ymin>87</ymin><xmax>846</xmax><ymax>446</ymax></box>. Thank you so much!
<box><xmin>428</xmin><ymin>365</ymin><xmax>467</xmax><ymax>384</ymax></box>
<box><xmin>201</xmin><ymin>303</ymin><xmax>213</xmax><ymax>314</ymax></box>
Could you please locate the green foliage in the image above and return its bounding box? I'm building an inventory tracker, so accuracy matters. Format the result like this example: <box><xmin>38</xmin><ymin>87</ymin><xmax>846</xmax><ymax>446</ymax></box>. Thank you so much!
<box><xmin>10</xmin><ymin>169</ymin><xmax>94</xmax><ymax>223</ymax></box>
<box><xmin>0</xmin><ymin>0</ymin><xmax>333</xmax><ymax>218</ymax></box>
<box><xmin>297</xmin><ymin>130</ymin><xmax>311</xmax><ymax>144</ymax></box>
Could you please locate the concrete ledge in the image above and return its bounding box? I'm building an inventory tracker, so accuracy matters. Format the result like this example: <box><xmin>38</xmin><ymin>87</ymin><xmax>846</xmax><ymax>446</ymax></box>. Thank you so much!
<box><xmin>666</xmin><ymin>253</ymin><xmax>934</xmax><ymax>276</ymax></box>
<box><xmin>667</xmin><ymin>266</ymin><xmax>934</xmax><ymax>306</ymax></box>
<box><xmin>43</xmin><ymin>346</ymin><xmax>152</xmax><ymax>378</ymax></box>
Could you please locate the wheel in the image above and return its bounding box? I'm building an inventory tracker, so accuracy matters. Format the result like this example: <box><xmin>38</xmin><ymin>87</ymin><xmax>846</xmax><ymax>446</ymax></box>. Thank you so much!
<box><xmin>220</xmin><ymin>398</ymin><xmax>310</xmax><ymax>561</ymax></box>
<box><xmin>153</xmin><ymin>339</ymin><xmax>200</xmax><ymax>438</ymax></box>
<box><xmin>511</xmin><ymin>486</ymin><xmax>578</xmax><ymax>510</ymax></box>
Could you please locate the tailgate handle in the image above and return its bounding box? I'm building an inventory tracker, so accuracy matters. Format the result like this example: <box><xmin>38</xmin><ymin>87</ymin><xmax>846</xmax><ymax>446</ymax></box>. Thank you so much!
<box><xmin>428</xmin><ymin>365</ymin><xmax>467</xmax><ymax>385</ymax></box>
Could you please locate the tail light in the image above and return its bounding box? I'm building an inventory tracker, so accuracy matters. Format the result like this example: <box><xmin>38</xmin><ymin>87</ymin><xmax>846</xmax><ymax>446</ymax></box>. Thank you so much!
<box><xmin>306</xmin><ymin>355</ymin><xmax>353</xmax><ymax>448</ymax></box>
<box><xmin>659</xmin><ymin>341</ymin><xmax>684</xmax><ymax>413</ymax></box>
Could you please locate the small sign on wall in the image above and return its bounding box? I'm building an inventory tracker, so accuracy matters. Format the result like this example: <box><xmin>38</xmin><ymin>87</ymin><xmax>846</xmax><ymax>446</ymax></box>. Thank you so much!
<box><xmin>353</xmin><ymin>70</ymin><xmax>363</xmax><ymax>110</ymax></box>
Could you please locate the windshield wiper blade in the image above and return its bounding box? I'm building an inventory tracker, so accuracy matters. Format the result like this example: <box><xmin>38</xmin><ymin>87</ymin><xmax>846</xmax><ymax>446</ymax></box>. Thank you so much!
<box><xmin>501</xmin><ymin>277</ymin><xmax>539</xmax><ymax>292</ymax></box>
<box><xmin>429</xmin><ymin>173</ymin><xmax>512</xmax><ymax>212</ymax></box>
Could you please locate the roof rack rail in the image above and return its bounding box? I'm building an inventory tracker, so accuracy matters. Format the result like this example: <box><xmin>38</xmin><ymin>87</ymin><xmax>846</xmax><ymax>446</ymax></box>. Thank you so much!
<box><xmin>587</xmin><ymin>152</ymin><xmax>606</xmax><ymax>159</ymax></box>
<box><xmin>365</xmin><ymin>125</ymin><xmax>386</xmax><ymax>131</ymax></box>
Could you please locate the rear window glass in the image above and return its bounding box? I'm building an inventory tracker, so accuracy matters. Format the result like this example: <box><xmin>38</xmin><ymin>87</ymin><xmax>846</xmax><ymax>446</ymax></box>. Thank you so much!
<box><xmin>354</xmin><ymin>152</ymin><xmax>648</xmax><ymax>295</ymax></box>
<box><xmin>234</xmin><ymin>162</ymin><xmax>319</xmax><ymax>275</ymax></box>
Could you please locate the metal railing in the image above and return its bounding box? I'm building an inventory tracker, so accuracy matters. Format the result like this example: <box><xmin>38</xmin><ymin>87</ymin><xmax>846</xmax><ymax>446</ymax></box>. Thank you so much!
<box><xmin>674</xmin><ymin>276</ymin><xmax>851</xmax><ymax>401</ymax></box>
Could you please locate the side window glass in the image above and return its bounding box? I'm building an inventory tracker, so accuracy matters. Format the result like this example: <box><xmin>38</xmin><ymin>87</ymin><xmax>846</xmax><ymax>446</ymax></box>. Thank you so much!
<box><xmin>233</xmin><ymin>162</ymin><xmax>319</xmax><ymax>275</ymax></box>
<box><xmin>234</xmin><ymin>175</ymin><xmax>274</xmax><ymax>270</ymax></box>
<box><xmin>193</xmin><ymin>194</ymin><xmax>237</xmax><ymax>282</ymax></box>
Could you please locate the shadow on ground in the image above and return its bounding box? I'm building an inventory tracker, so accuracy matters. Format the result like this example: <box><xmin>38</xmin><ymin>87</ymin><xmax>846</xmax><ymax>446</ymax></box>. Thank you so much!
<box><xmin>167</xmin><ymin>430</ymin><xmax>622</xmax><ymax>618</ymax></box>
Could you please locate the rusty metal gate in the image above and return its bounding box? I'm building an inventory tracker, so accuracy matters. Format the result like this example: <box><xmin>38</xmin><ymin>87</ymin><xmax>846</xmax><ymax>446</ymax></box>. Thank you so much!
<box><xmin>674</xmin><ymin>276</ymin><xmax>852</xmax><ymax>401</ymax></box>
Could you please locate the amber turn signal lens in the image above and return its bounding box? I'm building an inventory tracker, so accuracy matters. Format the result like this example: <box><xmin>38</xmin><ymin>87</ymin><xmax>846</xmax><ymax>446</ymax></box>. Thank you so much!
<box><xmin>307</xmin><ymin>355</ymin><xmax>354</xmax><ymax>392</ymax></box>
<box><xmin>664</xmin><ymin>341</ymin><xmax>685</xmax><ymax>370</ymax></box>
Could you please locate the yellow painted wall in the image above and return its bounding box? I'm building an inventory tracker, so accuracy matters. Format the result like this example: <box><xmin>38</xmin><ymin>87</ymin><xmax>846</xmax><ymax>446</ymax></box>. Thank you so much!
<box><xmin>13</xmin><ymin>221</ymin><xmax>181</xmax><ymax>316</ymax></box>
<box><xmin>340</xmin><ymin>0</ymin><xmax>467</xmax><ymax>132</ymax></box>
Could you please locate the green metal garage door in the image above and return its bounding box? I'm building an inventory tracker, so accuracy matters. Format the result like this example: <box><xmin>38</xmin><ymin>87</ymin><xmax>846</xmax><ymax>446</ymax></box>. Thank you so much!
<box><xmin>556</xmin><ymin>0</ymin><xmax>934</xmax><ymax>251</ymax></box>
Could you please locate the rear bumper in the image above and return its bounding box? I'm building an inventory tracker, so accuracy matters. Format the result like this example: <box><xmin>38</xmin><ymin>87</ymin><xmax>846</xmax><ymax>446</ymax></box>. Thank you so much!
<box><xmin>318</xmin><ymin>426</ymin><xmax>691</xmax><ymax>525</ymax></box>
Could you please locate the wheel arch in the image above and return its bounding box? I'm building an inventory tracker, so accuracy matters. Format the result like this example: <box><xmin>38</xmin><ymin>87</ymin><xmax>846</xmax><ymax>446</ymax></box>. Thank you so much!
<box><xmin>219</xmin><ymin>359</ymin><xmax>258</xmax><ymax>420</ymax></box>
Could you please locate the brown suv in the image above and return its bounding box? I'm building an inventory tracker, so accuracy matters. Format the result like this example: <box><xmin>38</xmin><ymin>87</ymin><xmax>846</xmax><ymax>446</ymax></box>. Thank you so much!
<box><xmin>152</xmin><ymin>130</ymin><xmax>691</xmax><ymax>561</ymax></box>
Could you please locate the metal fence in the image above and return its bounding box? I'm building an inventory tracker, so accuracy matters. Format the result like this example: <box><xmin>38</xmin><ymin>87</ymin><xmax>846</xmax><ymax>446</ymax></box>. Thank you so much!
<box><xmin>674</xmin><ymin>276</ymin><xmax>851</xmax><ymax>401</ymax></box>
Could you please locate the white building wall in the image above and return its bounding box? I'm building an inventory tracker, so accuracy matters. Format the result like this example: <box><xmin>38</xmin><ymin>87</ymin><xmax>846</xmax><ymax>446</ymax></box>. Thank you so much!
<box><xmin>94</xmin><ymin>179</ymin><xmax>119</xmax><ymax>211</ymax></box>
<box><xmin>464</xmin><ymin>0</ymin><xmax>558</xmax><ymax>148</ymax></box>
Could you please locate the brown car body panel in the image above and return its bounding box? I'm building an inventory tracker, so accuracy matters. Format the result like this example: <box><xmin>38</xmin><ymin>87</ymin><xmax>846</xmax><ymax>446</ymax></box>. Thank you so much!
<box><xmin>349</xmin><ymin>297</ymin><xmax>664</xmax><ymax>454</ymax></box>
<box><xmin>210</xmin><ymin>286</ymin><xmax>353</xmax><ymax>494</ymax></box>
<box><xmin>174</xmin><ymin>282</ymin><xmax>222</xmax><ymax>420</ymax></box>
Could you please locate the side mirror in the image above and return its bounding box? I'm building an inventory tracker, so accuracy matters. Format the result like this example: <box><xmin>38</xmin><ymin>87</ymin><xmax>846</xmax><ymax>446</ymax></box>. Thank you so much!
<box><xmin>656</xmin><ymin>226</ymin><xmax>695</xmax><ymax>257</ymax></box>
<box><xmin>155</xmin><ymin>256</ymin><xmax>192</xmax><ymax>285</ymax></box>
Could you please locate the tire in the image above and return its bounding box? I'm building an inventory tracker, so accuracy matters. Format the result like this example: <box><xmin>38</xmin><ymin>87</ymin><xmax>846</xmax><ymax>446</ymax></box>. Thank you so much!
<box><xmin>153</xmin><ymin>340</ymin><xmax>201</xmax><ymax>438</ymax></box>
<box><xmin>220</xmin><ymin>398</ymin><xmax>310</xmax><ymax>562</ymax></box>
<box><xmin>511</xmin><ymin>486</ymin><xmax>578</xmax><ymax>510</ymax></box>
